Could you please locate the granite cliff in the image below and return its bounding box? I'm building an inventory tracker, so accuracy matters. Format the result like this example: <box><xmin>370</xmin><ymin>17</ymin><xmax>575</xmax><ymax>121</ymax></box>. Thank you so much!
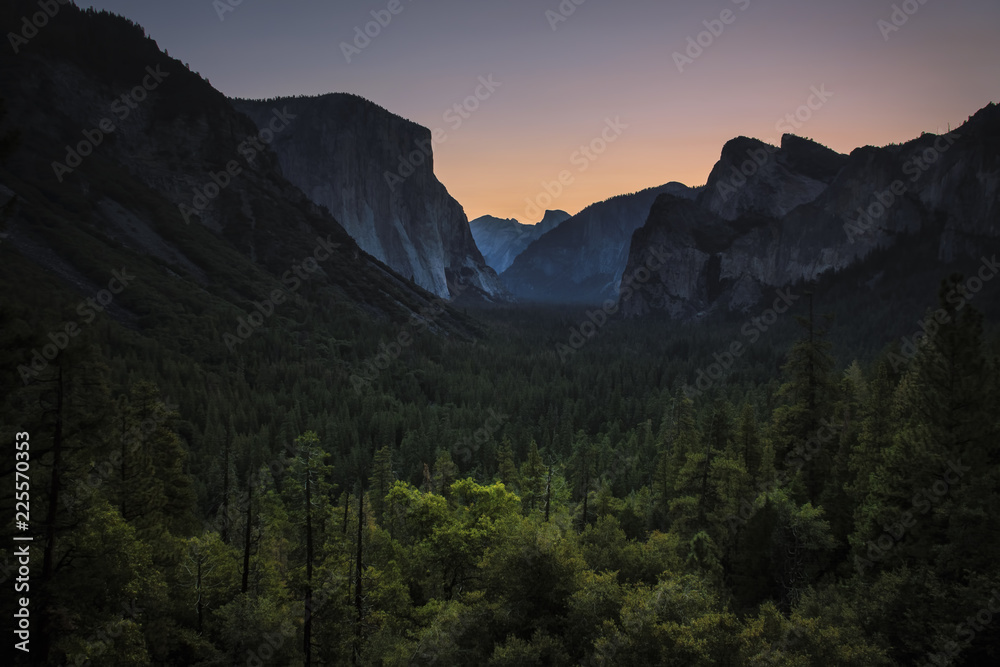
<box><xmin>232</xmin><ymin>95</ymin><xmax>506</xmax><ymax>301</ymax></box>
<box><xmin>620</xmin><ymin>106</ymin><xmax>1000</xmax><ymax>318</ymax></box>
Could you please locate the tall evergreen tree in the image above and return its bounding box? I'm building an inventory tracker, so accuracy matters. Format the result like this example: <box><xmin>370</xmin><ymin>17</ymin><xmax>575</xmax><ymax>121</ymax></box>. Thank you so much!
<box><xmin>284</xmin><ymin>431</ymin><xmax>335</xmax><ymax>667</ymax></box>
<box><xmin>771</xmin><ymin>292</ymin><xmax>837</xmax><ymax>502</ymax></box>
<box><xmin>520</xmin><ymin>440</ymin><xmax>546</xmax><ymax>513</ymax></box>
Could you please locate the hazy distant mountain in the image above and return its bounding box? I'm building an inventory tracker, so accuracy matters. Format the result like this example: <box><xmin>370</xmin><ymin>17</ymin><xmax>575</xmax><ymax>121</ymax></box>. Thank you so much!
<box><xmin>231</xmin><ymin>95</ymin><xmax>507</xmax><ymax>302</ymax></box>
<box><xmin>470</xmin><ymin>209</ymin><xmax>570</xmax><ymax>273</ymax></box>
<box><xmin>621</xmin><ymin>107</ymin><xmax>1000</xmax><ymax>318</ymax></box>
<box><xmin>501</xmin><ymin>183</ymin><xmax>698</xmax><ymax>303</ymax></box>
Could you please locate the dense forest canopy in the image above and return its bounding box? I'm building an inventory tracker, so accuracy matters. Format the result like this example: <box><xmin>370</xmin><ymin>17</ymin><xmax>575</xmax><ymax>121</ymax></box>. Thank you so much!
<box><xmin>2</xmin><ymin>245</ymin><xmax>999</xmax><ymax>664</ymax></box>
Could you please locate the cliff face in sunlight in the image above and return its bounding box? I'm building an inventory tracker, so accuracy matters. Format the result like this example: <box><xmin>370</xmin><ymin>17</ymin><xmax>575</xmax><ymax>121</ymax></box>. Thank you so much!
<box><xmin>621</xmin><ymin>106</ymin><xmax>1000</xmax><ymax>318</ymax></box>
<box><xmin>232</xmin><ymin>95</ymin><xmax>508</xmax><ymax>301</ymax></box>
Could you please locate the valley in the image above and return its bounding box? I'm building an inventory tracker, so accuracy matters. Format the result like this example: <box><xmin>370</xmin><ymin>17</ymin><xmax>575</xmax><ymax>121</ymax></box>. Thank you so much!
<box><xmin>1</xmin><ymin>1</ymin><xmax>998</xmax><ymax>665</ymax></box>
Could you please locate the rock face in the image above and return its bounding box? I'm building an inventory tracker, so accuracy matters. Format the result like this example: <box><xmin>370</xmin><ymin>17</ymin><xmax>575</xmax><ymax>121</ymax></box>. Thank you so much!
<box><xmin>621</xmin><ymin>105</ymin><xmax>1000</xmax><ymax>318</ymax></box>
<box><xmin>501</xmin><ymin>183</ymin><xmax>698</xmax><ymax>303</ymax></box>
<box><xmin>469</xmin><ymin>209</ymin><xmax>570</xmax><ymax>273</ymax></box>
<box><xmin>231</xmin><ymin>95</ymin><xmax>506</xmax><ymax>301</ymax></box>
<box><xmin>0</xmin><ymin>2</ymin><xmax>466</xmax><ymax>334</ymax></box>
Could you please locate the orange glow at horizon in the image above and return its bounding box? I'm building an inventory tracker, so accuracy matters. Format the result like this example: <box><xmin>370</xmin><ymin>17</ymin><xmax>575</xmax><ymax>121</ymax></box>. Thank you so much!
<box><xmin>76</xmin><ymin>0</ymin><xmax>1000</xmax><ymax>224</ymax></box>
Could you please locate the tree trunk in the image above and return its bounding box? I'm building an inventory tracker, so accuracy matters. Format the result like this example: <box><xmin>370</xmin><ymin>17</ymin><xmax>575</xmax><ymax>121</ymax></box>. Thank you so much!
<box><xmin>39</xmin><ymin>365</ymin><xmax>65</xmax><ymax>665</ymax></box>
<box><xmin>544</xmin><ymin>464</ymin><xmax>552</xmax><ymax>522</ymax></box>
<box><xmin>241</xmin><ymin>476</ymin><xmax>253</xmax><ymax>595</ymax></box>
<box><xmin>342</xmin><ymin>491</ymin><xmax>350</xmax><ymax>535</ymax></box>
<box><xmin>353</xmin><ymin>483</ymin><xmax>365</xmax><ymax>664</ymax></box>
<box><xmin>119</xmin><ymin>400</ymin><xmax>128</xmax><ymax>523</ymax></box>
<box><xmin>196</xmin><ymin>557</ymin><xmax>203</xmax><ymax>634</ymax></box>
<box><xmin>304</xmin><ymin>461</ymin><xmax>313</xmax><ymax>667</ymax></box>
<box><xmin>221</xmin><ymin>424</ymin><xmax>231</xmax><ymax>543</ymax></box>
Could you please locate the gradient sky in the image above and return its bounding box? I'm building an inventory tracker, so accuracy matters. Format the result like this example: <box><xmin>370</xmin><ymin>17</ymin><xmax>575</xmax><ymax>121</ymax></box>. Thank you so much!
<box><xmin>79</xmin><ymin>0</ymin><xmax>999</xmax><ymax>223</ymax></box>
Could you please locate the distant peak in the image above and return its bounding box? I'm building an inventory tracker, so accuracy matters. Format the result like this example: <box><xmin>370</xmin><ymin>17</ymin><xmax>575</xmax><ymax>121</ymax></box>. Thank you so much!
<box><xmin>716</xmin><ymin>137</ymin><xmax>779</xmax><ymax>172</ymax></box>
<box><xmin>471</xmin><ymin>215</ymin><xmax>521</xmax><ymax>227</ymax></box>
<box><xmin>538</xmin><ymin>209</ymin><xmax>570</xmax><ymax>222</ymax></box>
<box><xmin>720</xmin><ymin>136</ymin><xmax>776</xmax><ymax>159</ymax></box>
<box><xmin>778</xmin><ymin>133</ymin><xmax>848</xmax><ymax>182</ymax></box>
<box><xmin>780</xmin><ymin>133</ymin><xmax>839</xmax><ymax>154</ymax></box>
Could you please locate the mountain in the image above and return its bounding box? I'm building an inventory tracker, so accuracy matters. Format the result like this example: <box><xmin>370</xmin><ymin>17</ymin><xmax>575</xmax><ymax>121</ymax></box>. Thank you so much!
<box><xmin>231</xmin><ymin>95</ymin><xmax>507</xmax><ymax>302</ymax></box>
<box><xmin>620</xmin><ymin>107</ymin><xmax>1000</xmax><ymax>318</ymax></box>
<box><xmin>469</xmin><ymin>209</ymin><xmax>570</xmax><ymax>273</ymax></box>
<box><xmin>501</xmin><ymin>183</ymin><xmax>698</xmax><ymax>303</ymax></box>
<box><xmin>0</xmin><ymin>2</ymin><xmax>475</xmax><ymax>369</ymax></box>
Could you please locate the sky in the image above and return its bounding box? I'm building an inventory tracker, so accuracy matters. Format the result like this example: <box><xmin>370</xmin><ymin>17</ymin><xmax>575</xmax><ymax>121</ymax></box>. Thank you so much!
<box><xmin>78</xmin><ymin>0</ymin><xmax>999</xmax><ymax>223</ymax></box>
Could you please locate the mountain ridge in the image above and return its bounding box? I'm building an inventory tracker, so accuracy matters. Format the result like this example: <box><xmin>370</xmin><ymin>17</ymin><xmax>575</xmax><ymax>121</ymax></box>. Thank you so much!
<box><xmin>620</xmin><ymin>106</ymin><xmax>1000</xmax><ymax>318</ymax></box>
<box><xmin>0</xmin><ymin>1</ymin><xmax>477</xmax><ymax>360</ymax></box>
<box><xmin>470</xmin><ymin>209</ymin><xmax>570</xmax><ymax>274</ymax></box>
<box><xmin>501</xmin><ymin>182</ymin><xmax>699</xmax><ymax>303</ymax></box>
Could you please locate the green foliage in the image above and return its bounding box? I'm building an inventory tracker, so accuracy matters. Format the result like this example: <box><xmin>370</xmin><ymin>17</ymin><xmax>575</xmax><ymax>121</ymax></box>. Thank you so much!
<box><xmin>2</xmin><ymin>256</ymin><xmax>997</xmax><ymax>663</ymax></box>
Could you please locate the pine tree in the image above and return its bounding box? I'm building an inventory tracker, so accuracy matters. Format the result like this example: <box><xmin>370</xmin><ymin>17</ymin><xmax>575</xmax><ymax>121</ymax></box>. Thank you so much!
<box><xmin>771</xmin><ymin>292</ymin><xmax>837</xmax><ymax>502</ymax></box>
<box><xmin>284</xmin><ymin>431</ymin><xmax>335</xmax><ymax>667</ymax></box>
<box><xmin>852</xmin><ymin>278</ymin><xmax>999</xmax><ymax>579</ymax></box>
<box><xmin>120</xmin><ymin>381</ymin><xmax>198</xmax><ymax>540</ymax></box>
<box><xmin>432</xmin><ymin>450</ymin><xmax>458</xmax><ymax>498</ymax></box>
<box><xmin>368</xmin><ymin>445</ymin><xmax>394</xmax><ymax>522</ymax></box>
<box><xmin>666</xmin><ymin>395</ymin><xmax>699</xmax><ymax>499</ymax></box>
<box><xmin>736</xmin><ymin>403</ymin><xmax>763</xmax><ymax>485</ymax></box>
<box><xmin>496</xmin><ymin>436</ymin><xmax>519</xmax><ymax>490</ymax></box>
<box><xmin>570</xmin><ymin>430</ymin><xmax>595</xmax><ymax>527</ymax></box>
<box><xmin>520</xmin><ymin>440</ymin><xmax>546</xmax><ymax>513</ymax></box>
<box><xmin>27</xmin><ymin>348</ymin><xmax>113</xmax><ymax>665</ymax></box>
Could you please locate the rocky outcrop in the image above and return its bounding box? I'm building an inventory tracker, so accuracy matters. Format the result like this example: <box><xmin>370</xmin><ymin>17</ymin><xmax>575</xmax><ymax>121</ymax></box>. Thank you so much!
<box><xmin>0</xmin><ymin>2</ymin><xmax>469</xmax><ymax>335</ymax></box>
<box><xmin>231</xmin><ymin>95</ymin><xmax>506</xmax><ymax>301</ymax></box>
<box><xmin>697</xmin><ymin>135</ymin><xmax>846</xmax><ymax>221</ymax></box>
<box><xmin>621</xmin><ymin>104</ymin><xmax>1000</xmax><ymax>318</ymax></box>
<box><xmin>470</xmin><ymin>209</ymin><xmax>570</xmax><ymax>273</ymax></box>
<box><xmin>501</xmin><ymin>183</ymin><xmax>698</xmax><ymax>303</ymax></box>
